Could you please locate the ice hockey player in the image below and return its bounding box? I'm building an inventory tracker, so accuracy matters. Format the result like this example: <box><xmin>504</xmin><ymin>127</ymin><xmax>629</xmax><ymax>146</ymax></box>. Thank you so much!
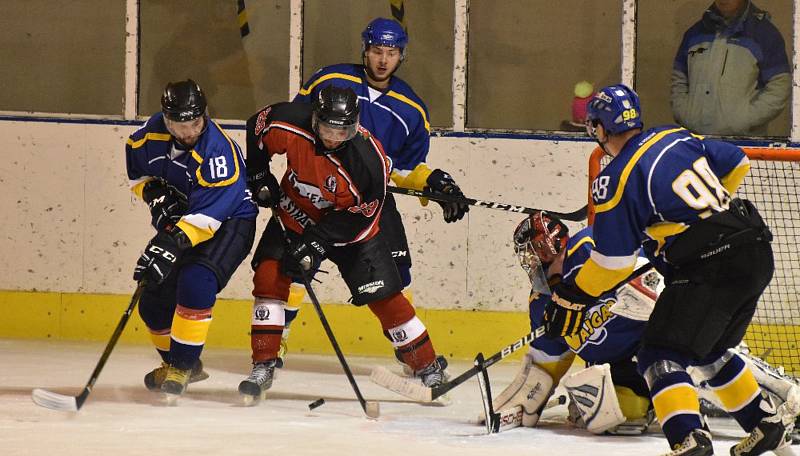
<box><xmin>239</xmin><ymin>85</ymin><xmax>448</xmax><ymax>404</ymax></box>
<box><xmin>277</xmin><ymin>17</ymin><xmax>468</xmax><ymax>367</ymax></box>
<box><xmin>491</xmin><ymin>212</ymin><xmax>800</xmax><ymax>442</ymax></box>
<box><xmin>126</xmin><ymin>80</ymin><xmax>257</xmax><ymax>403</ymax></box>
<box><xmin>488</xmin><ymin>211</ymin><xmax>657</xmax><ymax>435</ymax></box>
<box><xmin>544</xmin><ymin>84</ymin><xmax>798</xmax><ymax>455</ymax></box>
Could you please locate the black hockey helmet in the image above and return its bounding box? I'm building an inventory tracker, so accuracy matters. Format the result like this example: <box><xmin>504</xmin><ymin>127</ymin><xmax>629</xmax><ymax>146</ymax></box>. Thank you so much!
<box><xmin>312</xmin><ymin>86</ymin><xmax>360</xmax><ymax>144</ymax></box>
<box><xmin>161</xmin><ymin>79</ymin><xmax>207</xmax><ymax>122</ymax></box>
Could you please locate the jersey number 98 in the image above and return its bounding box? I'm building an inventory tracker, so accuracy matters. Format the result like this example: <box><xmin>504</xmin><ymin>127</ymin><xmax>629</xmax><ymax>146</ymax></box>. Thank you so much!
<box><xmin>672</xmin><ymin>157</ymin><xmax>730</xmax><ymax>218</ymax></box>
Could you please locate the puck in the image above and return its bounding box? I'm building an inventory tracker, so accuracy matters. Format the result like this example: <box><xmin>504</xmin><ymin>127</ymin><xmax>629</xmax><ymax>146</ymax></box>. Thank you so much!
<box><xmin>308</xmin><ymin>398</ymin><xmax>325</xmax><ymax>410</ymax></box>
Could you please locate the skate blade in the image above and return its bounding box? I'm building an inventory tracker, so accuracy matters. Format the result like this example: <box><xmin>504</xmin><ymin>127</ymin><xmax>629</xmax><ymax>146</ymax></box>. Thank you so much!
<box><xmin>240</xmin><ymin>391</ymin><xmax>267</xmax><ymax>407</ymax></box>
<box><xmin>163</xmin><ymin>393</ymin><xmax>180</xmax><ymax>406</ymax></box>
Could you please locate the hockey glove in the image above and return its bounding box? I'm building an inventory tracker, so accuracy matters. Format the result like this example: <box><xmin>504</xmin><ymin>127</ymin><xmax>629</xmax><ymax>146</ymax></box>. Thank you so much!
<box><xmin>142</xmin><ymin>179</ymin><xmax>187</xmax><ymax>231</ymax></box>
<box><xmin>248</xmin><ymin>169</ymin><xmax>281</xmax><ymax>209</ymax></box>
<box><xmin>282</xmin><ymin>229</ymin><xmax>329</xmax><ymax>280</ymax></box>
<box><xmin>425</xmin><ymin>169</ymin><xmax>469</xmax><ymax>223</ymax></box>
<box><xmin>133</xmin><ymin>226</ymin><xmax>191</xmax><ymax>285</ymax></box>
<box><xmin>544</xmin><ymin>282</ymin><xmax>595</xmax><ymax>338</ymax></box>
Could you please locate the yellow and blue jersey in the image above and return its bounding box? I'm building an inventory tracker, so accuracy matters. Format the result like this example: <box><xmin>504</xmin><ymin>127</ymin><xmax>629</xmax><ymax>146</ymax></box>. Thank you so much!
<box><xmin>575</xmin><ymin>126</ymin><xmax>749</xmax><ymax>297</ymax></box>
<box><xmin>294</xmin><ymin>64</ymin><xmax>430</xmax><ymax>179</ymax></box>
<box><xmin>530</xmin><ymin>226</ymin><xmax>646</xmax><ymax>366</ymax></box>
<box><xmin>125</xmin><ymin>112</ymin><xmax>257</xmax><ymax>246</ymax></box>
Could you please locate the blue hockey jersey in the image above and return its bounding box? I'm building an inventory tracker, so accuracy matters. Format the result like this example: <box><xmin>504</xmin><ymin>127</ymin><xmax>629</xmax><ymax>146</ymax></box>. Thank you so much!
<box><xmin>575</xmin><ymin>126</ymin><xmax>749</xmax><ymax>297</ymax></box>
<box><xmin>125</xmin><ymin>113</ymin><xmax>257</xmax><ymax>246</ymax></box>
<box><xmin>530</xmin><ymin>226</ymin><xmax>646</xmax><ymax>366</ymax></box>
<box><xmin>293</xmin><ymin>64</ymin><xmax>430</xmax><ymax>182</ymax></box>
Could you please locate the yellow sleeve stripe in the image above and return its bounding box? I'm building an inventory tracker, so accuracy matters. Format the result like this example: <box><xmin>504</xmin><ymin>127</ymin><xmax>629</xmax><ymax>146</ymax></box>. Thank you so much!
<box><xmin>130</xmin><ymin>178</ymin><xmax>153</xmax><ymax>199</ymax></box>
<box><xmin>298</xmin><ymin>73</ymin><xmax>363</xmax><ymax>96</ymax></box>
<box><xmin>126</xmin><ymin>132</ymin><xmax>172</xmax><ymax>149</ymax></box>
<box><xmin>566</xmin><ymin>236</ymin><xmax>595</xmax><ymax>258</ymax></box>
<box><xmin>594</xmin><ymin>127</ymin><xmax>684</xmax><ymax>214</ymax></box>
<box><xmin>192</xmin><ymin>122</ymin><xmax>241</xmax><ymax>188</ymax></box>
<box><xmin>176</xmin><ymin>220</ymin><xmax>215</xmax><ymax>246</ymax></box>
<box><xmin>395</xmin><ymin>163</ymin><xmax>433</xmax><ymax>191</ymax></box>
<box><xmin>386</xmin><ymin>90</ymin><xmax>431</xmax><ymax>132</ymax></box>
<box><xmin>720</xmin><ymin>158</ymin><xmax>750</xmax><ymax>195</ymax></box>
<box><xmin>576</xmin><ymin>256</ymin><xmax>635</xmax><ymax>297</ymax></box>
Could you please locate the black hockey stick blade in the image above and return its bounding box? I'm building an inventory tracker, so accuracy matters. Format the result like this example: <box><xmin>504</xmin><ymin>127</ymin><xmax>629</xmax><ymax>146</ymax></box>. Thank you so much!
<box><xmin>32</xmin><ymin>283</ymin><xmax>145</xmax><ymax>412</ymax></box>
<box><xmin>475</xmin><ymin>353</ymin><xmax>500</xmax><ymax>434</ymax></box>
<box><xmin>387</xmin><ymin>186</ymin><xmax>588</xmax><ymax>221</ymax></box>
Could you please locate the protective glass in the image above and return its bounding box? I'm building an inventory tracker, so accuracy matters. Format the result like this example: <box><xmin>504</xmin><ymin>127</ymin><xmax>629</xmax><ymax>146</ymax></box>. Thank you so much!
<box><xmin>313</xmin><ymin>112</ymin><xmax>359</xmax><ymax>142</ymax></box>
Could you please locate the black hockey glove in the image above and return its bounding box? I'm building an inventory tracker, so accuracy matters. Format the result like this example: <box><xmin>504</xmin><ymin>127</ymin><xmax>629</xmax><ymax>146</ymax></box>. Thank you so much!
<box><xmin>133</xmin><ymin>226</ymin><xmax>191</xmax><ymax>285</ymax></box>
<box><xmin>282</xmin><ymin>230</ymin><xmax>329</xmax><ymax>280</ymax></box>
<box><xmin>141</xmin><ymin>179</ymin><xmax>187</xmax><ymax>231</ymax></box>
<box><xmin>248</xmin><ymin>168</ymin><xmax>281</xmax><ymax>209</ymax></box>
<box><xmin>425</xmin><ymin>169</ymin><xmax>470</xmax><ymax>223</ymax></box>
<box><xmin>544</xmin><ymin>282</ymin><xmax>595</xmax><ymax>338</ymax></box>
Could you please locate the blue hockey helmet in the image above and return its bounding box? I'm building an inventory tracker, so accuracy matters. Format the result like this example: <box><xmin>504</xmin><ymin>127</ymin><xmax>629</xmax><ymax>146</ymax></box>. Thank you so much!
<box><xmin>586</xmin><ymin>84</ymin><xmax>642</xmax><ymax>136</ymax></box>
<box><xmin>361</xmin><ymin>18</ymin><xmax>408</xmax><ymax>58</ymax></box>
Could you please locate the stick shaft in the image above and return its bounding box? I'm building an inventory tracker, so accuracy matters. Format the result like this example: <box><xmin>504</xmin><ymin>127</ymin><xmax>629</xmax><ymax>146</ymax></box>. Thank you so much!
<box><xmin>388</xmin><ymin>186</ymin><xmax>588</xmax><ymax>221</ymax></box>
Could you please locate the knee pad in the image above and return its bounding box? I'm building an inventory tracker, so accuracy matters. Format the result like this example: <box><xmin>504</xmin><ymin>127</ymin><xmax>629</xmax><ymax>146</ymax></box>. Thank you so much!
<box><xmin>177</xmin><ymin>264</ymin><xmax>218</xmax><ymax>310</ymax></box>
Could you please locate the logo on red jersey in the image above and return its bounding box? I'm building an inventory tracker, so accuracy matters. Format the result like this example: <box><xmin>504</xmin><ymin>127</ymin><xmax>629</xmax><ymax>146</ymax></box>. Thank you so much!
<box><xmin>347</xmin><ymin>199</ymin><xmax>379</xmax><ymax>217</ymax></box>
<box><xmin>254</xmin><ymin>106</ymin><xmax>272</xmax><ymax>136</ymax></box>
<box><xmin>324</xmin><ymin>175</ymin><xmax>337</xmax><ymax>193</ymax></box>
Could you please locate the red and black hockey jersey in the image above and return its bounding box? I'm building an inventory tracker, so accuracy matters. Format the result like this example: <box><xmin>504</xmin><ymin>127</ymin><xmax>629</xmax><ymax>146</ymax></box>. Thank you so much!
<box><xmin>246</xmin><ymin>102</ymin><xmax>392</xmax><ymax>246</ymax></box>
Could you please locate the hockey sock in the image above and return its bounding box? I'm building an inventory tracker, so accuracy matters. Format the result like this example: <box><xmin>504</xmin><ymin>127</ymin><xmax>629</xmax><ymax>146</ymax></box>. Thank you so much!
<box><xmin>148</xmin><ymin>328</ymin><xmax>171</xmax><ymax>363</ymax></box>
<box><xmin>251</xmin><ymin>260</ymin><xmax>291</xmax><ymax>362</ymax></box>
<box><xmin>170</xmin><ymin>264</ymin><xmax>217</xmax><ymax>370</ymax></box>
<box><xmin>170</xmin><ymin>305</ymin><xmax>212</xmax><ymax>370</ymax></box>
<box><xmin>368</xmin><ymin>293</ymin><xmax>435</xmax><ymax>372</ymax></box>
<box><xmin>640</xmin><ymin>350</ymin><xmax>702</xmax><ymax>448</ymax></box>
<box><xmin>704</xmin><ymin>353</ymin><xmax>764</xmax><ymax>431</ymax></box>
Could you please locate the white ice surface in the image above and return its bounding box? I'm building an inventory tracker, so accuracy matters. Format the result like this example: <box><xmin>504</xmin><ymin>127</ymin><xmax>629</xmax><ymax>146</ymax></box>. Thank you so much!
<box><xmin>1</xmin><ymin>339</ymin><xmax>793</xmax><ymax>456</ymax></box>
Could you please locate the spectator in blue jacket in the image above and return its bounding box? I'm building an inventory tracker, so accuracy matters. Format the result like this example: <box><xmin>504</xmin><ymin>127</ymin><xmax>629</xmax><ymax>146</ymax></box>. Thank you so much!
<box><xmin>671</xmin><ymin>0</ymin><xmax>790</xmax><ymax>136</ymax></box>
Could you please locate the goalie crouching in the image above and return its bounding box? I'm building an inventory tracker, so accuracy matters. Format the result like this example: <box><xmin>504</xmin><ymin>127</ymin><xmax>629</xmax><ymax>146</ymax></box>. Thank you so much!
<box><xmin>487</xmin><ymin>212</ymin><xmax>800</xmax><ymax>439</ymax></box>
<box><xmin>484</xmin><ymin>211</ymin><xmax>656</xmax><ymax>434</ymax></box>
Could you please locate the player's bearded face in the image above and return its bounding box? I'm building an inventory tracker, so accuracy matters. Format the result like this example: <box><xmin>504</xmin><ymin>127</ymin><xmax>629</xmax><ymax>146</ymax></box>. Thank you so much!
<box><xmin>364</xmin><ymin>45</ymin><xmax>401</xmax><ymax>83</ymax></box>
<box><xmin>165</xmin><ymin>116</ymin><xmax>205</xmax><ymax>147</ymax></box>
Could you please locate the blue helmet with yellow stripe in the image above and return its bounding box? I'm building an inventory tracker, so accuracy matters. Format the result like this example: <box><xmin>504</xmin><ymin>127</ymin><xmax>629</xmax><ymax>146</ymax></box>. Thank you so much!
<box><xmin>586</xmin><ymin>84</ymin><xmax>642</xmax><ymax>135</ymax></box>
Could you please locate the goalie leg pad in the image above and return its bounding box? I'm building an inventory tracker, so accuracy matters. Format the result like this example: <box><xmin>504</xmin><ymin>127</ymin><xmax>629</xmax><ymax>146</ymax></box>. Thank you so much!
<box><xmin>564</xmin><ymin>363</ymin><xmax>626</xmax><ymax>434</ymax></box>
<box><xmin>481</xmin><ymin>357</ymin><xmax>554</xmax><ymax>427</ymax></box>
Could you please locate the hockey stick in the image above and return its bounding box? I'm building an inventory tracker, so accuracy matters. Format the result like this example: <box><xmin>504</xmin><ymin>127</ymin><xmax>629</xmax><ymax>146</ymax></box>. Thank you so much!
<box><xmin>273</xmin><ymin>215</ymin><xmax>380</xmax><ymax>419</ymax></box>
<box><xmin>32</xmin><ymin>282</ymin><xmax>145</xmax><ymax>411</ymax></box>
<box><xmin>371</xmin><ymin>264</ymin><xmax>654</xmax><ymax>402</ymax></box>
<box><xmin>387</xmin><ymin>186</ymin><xmax>588</xmax><ymax>221</ymax></box>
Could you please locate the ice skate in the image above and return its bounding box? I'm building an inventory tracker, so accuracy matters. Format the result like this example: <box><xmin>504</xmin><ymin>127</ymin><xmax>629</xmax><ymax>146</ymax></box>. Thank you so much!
<box><xmin>730</xmin><ymin>391</ymin><xmax>799</xmax><ymax>456</ymax></box>
<box><xmin>238</xmin><ymin>360</ymin><xmax>277</xmax><ymax>406</ymax></box>
<box><xmin>161</xmin><ymin>365</ymin><xmax>192</xmax><ymax>406</ymax></box>
<box><xmin>660</xmin><ymin>428</ymin><xmax>714</xmax><ymax>456</ymax></box>
<box><xmin>415</xmin><ymin>356</ymin><xmax>450</xmax><ymax>405</ymax></box>
<box><xmin>144</xmin><ymin>359</ymin><xmax>209</xmax><ymax>391</ymax></box>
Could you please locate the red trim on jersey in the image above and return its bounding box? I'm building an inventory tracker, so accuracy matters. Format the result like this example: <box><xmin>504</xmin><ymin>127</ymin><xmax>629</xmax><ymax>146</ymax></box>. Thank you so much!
<box><xmin>267</xmin><ymin>121</ymin><xmax>315</xmax><ymax>144</ymax></box>
<box><xmin>325</xmin><ymin>154</ymin><xmax>362</xmax><ymax>205</ymax></box>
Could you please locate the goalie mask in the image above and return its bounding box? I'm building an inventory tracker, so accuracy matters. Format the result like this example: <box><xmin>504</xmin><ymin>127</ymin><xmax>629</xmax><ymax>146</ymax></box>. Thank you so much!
<box><xmin>513</xmin><ymin>211</ymin><xmax>569</xmax><ymax>295</ymax></box>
